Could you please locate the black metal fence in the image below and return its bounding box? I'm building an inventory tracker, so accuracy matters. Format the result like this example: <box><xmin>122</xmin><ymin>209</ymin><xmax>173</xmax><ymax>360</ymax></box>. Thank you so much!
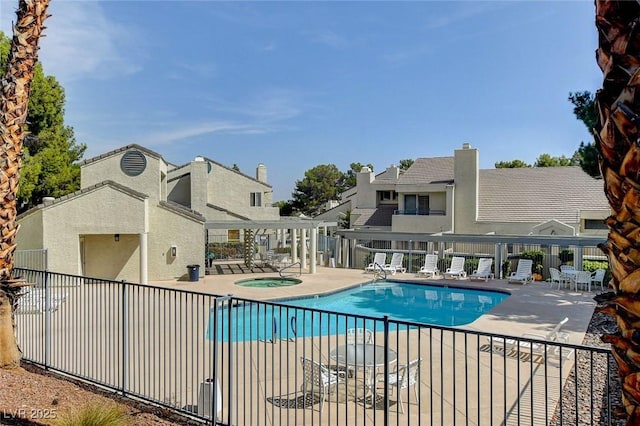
<box><xmin>14</xmin><ymin>268</ymin><xmax>617</xmax><ymax>425</ymax></box>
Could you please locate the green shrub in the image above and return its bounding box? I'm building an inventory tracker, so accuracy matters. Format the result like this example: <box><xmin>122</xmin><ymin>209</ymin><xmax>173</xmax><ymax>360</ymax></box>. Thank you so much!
<box><xmin>559</xmin><ymin>249</ymin><xmax>574</xmax><ymax>264</ymax></box>
<box><xmin>520</xmin><ymin>249</ymin><xmax>545</xmax><ymax>274</ymax></box>
<box><xmin>56</xmin><ymin>404</ymin><xmax>127</xmax><ymax>426</ymax></box>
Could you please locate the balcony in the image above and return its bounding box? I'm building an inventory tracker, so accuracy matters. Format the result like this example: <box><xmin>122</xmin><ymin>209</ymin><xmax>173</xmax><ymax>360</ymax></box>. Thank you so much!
<box><xmin>394</xmin><ymin>209</ymin><xmax>446</xmax><ymax>216</ymax></box>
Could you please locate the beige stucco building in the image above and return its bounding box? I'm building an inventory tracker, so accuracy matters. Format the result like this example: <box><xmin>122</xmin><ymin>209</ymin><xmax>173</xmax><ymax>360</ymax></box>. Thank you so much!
<box><xmin>17</xmin><ymin>144</ymin><xmax>280</xmax><ymax>282</ymax></box>
<box><xmin>317</xmin><ymin>143</ymin><xmax>611</xmax><ymax>237</ymax></box>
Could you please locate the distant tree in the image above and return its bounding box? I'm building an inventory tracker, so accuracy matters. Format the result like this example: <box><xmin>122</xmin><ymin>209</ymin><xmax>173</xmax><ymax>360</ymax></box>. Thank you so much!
<box><xmin>568</xmin><ymin>91</ymin><xmax>597</xmax><ymax>135</ymax></box>
<box><xmin>341</xmin><ymin>162</ymin><xmax>373</xmax><ymax>189</ymax></box>
<box><xmin>231</xmin><ymin>163</ymin><xmax>240</xmax><ymax>172</ymax></box>
<box><xmin>292</xmin><ymin>164</ymin><xmax>344</xmax><ymax>215</ymax></box>
<box><xmin>399</xmin><ymin>159</ymin><xmax>414</xmax><ymax>170</ymax></box>
<box><xmin>576</xmin><ymin>142</ymin><xmax>601</xmax><ymax>177</ymax></box>
<box><xmin>274</xmin><ymin>200</ymin><xmax>295</xmax><ymax>216</ymax></box>
<box><xmin>534</xmin><ymin>153</ymin><xmax>578</xmax><ymax>167</ymax></box>
<box><xmin>494</xmin><ymin>159</ymin><xmax>531</xmax><ymax>168</ymax></box>
<box><xmin>0</xmin><ymin>32</ymin><xmax>86</xmax><ymax>211</ymax></box>
<box><xmin>338</xmin><ymin>209</ymin><xmax>351</xmax><ymax>229</ymax></box>
<box><xmin>568</xmin><ymin>91</ymin><xmax>601</xmax><ymax>178</ymax></box>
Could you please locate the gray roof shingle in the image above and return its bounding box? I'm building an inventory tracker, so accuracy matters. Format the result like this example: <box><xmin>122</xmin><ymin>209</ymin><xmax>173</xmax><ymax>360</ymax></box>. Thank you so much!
<box><xmin>353</xmin><ymin>205</ymin><xmax>397</xmax><ymax>227</ymax></box>
<box><xmin>477</xmin><ymin>167</ymin><xmax>610</xmax><ymax>223</ymax></box>
<box><xmin>397</xmin><ymin>157</ymin><xmax>454</xmax><ymax>185</ymax></box>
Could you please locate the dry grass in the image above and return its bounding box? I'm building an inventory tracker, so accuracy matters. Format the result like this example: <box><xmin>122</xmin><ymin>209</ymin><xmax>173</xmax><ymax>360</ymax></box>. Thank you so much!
<box><xmin>0</xmin><ymin>363</ymin><xmax>196</xmax><ymax>426</ymax></box>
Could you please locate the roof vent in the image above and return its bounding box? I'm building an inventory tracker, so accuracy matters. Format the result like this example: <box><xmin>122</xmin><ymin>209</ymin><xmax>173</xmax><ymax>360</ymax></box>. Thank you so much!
<box><xmin>462</xmin><ymin>143</ymin><xmax>471</xmax><ymax>149</ymax></box>
<box><xmin>120</xmin><ymin>150</ymin><xmax>147</xmax><ymax>176</ymax></box>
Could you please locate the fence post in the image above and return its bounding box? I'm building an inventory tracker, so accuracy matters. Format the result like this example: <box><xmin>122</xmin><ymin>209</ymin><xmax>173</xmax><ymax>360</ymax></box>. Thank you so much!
<box><xmin>121</xmin><ymin>280</ymin><xmax>128</xmax><ymax>396</ymax></box>
<box><xmin>227</xmin><ymin>295</ymin><xmax>234</xmax><ymax>426</ymax></box>
<box><xmin>383</xmin><ymin>315</ymin><xmax>390</xmax><ymax>426</ymax></box>
<box><xmin>44</xmin><ymin>270</ymin><xmax>51</xmax><ymax>370</ymax></box>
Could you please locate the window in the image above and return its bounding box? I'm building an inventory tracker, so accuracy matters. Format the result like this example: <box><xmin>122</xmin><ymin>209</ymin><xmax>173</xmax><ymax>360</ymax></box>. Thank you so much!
<box><xmin>378</xmin><ymin>191</ymin><xmax>397</xmax><ymax>201</ymax></box>
<box><xmin>250</xmin><ymin>192</ymin><xmax>262</xmax><ymax>207</ymax></box>
<box><xmin>404</xmin><ymin>195</ymin><xmax>429</xmax><ymax>214</ymax></box>
<box><xmin>584</xmin><ymin>219</ymin><xmax>607</xmax><ymax>230</ymax></box>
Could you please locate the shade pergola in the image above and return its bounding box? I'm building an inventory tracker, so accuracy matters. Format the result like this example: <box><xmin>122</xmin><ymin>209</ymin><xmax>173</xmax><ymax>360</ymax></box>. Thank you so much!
<box><xmin>205</xmin><ymin>218</ymin><xmax>334</xmax><ymax>274</ymax></box>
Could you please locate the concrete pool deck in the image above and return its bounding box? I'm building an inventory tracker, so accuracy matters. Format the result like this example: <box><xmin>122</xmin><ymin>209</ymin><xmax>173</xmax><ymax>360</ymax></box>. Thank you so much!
<box><xmin>146</xmin><ymin>265</ymin><xmax>603</xmax><ymax>424</ymax></box>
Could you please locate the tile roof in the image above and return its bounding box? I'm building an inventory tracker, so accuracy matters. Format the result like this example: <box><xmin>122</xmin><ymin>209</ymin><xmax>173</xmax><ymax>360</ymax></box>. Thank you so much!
<box><xmin>397</xmin><ymin>157</ymin><xmax>454</xmax><ymax>185</ymax></box>
<box><xmin>352</xmin><ymin>205</ymin><xmax>397</xmax><ymax>227</ymax></box>
<box><xmin>477</xmin><ymin>167</ymin><xmax>610</xmax><ymax>223</ymax></box>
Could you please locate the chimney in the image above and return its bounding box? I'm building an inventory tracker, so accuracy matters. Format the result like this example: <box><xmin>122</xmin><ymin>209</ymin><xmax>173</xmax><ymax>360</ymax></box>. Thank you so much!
<box><xmin>256</xmin><ymin>163</ymin><xmax>267</xmax><ymax>183</ymax></box>
<box><xmin>454</xmin><ymin>143</ymin><xmax>479</xmax><ymax>231</ymax></box>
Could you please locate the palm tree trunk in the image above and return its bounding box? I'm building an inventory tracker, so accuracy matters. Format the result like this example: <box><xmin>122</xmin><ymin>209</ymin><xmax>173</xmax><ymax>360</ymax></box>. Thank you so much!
<box><xmin>0</xmin><ymin>0</ymin><xmax>50</xmax><ymax>368</ymax></box>
<box><xmin>594</xmin><ymin>0</ymin><xmax>640</xmax><ymax>423</ymax></box>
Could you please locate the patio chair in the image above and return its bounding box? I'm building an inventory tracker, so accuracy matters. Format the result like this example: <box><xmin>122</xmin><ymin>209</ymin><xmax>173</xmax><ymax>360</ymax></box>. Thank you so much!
<box><xmin>590</xmin><ymin>269</ymin><xmax>606</xmax><ymax>292</ymax></box>
<box><xmin>488</xmin><ymin>317</ymin><xmax>571</xmax><ymax>361</ymax></box>
<box><xmin>365</xmin><ymin>253</ymin><xmax>387</xmax><ymax>273</ymax></box>
<box><xmin>375</xmin><ymin>358</ymin><xmax>422</xmax><ymax>414</ymax></box>
<box><xmin>469</xmin><ymin>258</ymin><xmax>493</xmax><ymax>281</ymax></box>
<box><xmin>416</xmin><ymin>254</ymin><xmax>439</xmax><ymax>278</ymax></box>
<box><xmin>346</xmin><ymin>328</ymin><xmax>374</xmax><ymax>344</ymax></box>
<box><xmin>300</xmin><ymin>357</ymin><xmax>346</xmax><ymax>412</ymax></box>
<box><xmin>383</xmin><ymin>253</ymin><xmax>406</xmax><ymax>274</ymax></box>
<box><xmin>549</xmin><ymin>267</ymin><xmax>570</xmax><ymax>290</ymax></box>
<box><xmin>507</xmin><ymin>259</ymin><xmax>533</xmax><ymax>285</ymax></box>
<box><xmin>574</xmin><ymin>270</ymin><xmax>593</xmax><ymax>292</ymax></box>
<box><xmin>443</xmin><ymin>256</ymin><xmax>466</xmax><ymax>279</ymax></box>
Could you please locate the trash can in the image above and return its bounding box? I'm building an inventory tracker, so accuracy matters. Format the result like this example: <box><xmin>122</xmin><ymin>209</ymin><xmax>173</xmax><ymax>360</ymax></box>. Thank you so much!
<box><xmin>187</xmin><ymin>264</ymin><xmax>200</xmax><ymax>282</ymax></box>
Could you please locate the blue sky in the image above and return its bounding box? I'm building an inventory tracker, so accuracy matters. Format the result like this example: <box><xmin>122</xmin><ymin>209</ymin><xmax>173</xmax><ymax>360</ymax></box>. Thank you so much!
<box><xmin>0</xmin><ymin>1</ymin><xmax>601</xmax><ymax>201</ymax></box>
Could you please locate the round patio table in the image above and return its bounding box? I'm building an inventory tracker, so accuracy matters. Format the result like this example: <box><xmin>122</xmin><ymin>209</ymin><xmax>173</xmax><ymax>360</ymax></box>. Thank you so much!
<box><xmin>329</xmin><ymin>344</ymin><xmax>398</xmax><ymax>399</ymax></box>
<box><xmin>329</xmin><ymin>343</ymin><xmax>397</xmax><ymax>368</ymax></box>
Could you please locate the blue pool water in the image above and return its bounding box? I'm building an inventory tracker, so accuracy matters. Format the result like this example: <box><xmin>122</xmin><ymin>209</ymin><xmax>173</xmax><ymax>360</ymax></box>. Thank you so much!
<box><xmin>207</xmin><ymin>281</ymin><xmax>508</xmax><ymax>342</ymax></box>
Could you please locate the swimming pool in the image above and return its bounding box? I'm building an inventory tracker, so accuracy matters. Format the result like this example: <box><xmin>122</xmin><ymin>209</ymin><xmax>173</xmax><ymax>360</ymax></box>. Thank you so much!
<box><xmin>207</xmin><ymin>281</ymin><xmax>508</xmax><ymax>342</ymax></box>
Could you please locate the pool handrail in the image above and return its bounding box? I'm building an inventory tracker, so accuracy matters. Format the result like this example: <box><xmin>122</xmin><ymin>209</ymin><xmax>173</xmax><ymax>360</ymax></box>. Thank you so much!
<box><xmin>373</xmin><ymin>262</ymin><xmax>387</xmax><ymax>281</ymax></box>
<box><xmin>279</xmin><ymin>261</ymin><xmax>302</xmax><ymax>278</ymax></box>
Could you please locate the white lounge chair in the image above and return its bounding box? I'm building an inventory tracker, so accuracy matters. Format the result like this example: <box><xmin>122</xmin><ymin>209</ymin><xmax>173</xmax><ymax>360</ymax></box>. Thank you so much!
<box><xmin>469</xmin><ymin>258</ymin><xmax>493</xmax><ymax>281</ymax></box>
<box><xmin>365</xmin><ymin>253</ymin><xmax>387</xmax><ymax>273</ymax></box>
<box><xmin>488</xmin><ymin>317</ymin><xmax>571</xmax><ymax>361</ymax></box>
<box><xmin>508</xmin><ymin>259</ymin><xmax>533</xmax><ymax>285</ymax></box>
<box><xmin>416</xmin><ymin>254</ymin><xmax>439</xmax><ymax>278</ymax></box>
<box><xmin>383</xmin><ymin>253</ymin><xmax>405</xmax><ymax>274</ymax></box>
<box><xmin>443</xmin><ymin>256</ymin><xmax>466</xmax><ymax>279</ymax></box>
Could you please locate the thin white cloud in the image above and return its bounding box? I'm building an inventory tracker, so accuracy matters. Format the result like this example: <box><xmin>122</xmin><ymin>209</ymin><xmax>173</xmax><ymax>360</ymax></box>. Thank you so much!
<box><xmin>423</xmin><ymin>3</ymin><xmax>502</xmax><ymax>31</ymax></box>
<box><xmin>6</xmin><ymin>0</ymin><xmax>142</xmax><ymax>82</ymax></box>
<box><xmin>136</xmin><ymin>121</ymin><xmax>271</xmax><ymax>147</ymax></box>
<box><xmin>208</xmin><ymin>89</ymin><xmax>303</xmax><ymax>123</ymax></box>
<box><xmin>136</xmin><ymin>90</ymin><xmax>304</xmax><ymax>146</ymax></box>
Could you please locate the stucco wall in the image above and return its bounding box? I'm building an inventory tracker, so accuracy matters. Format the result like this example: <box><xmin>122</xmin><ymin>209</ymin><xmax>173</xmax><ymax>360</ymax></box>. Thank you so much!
<box><xmin>206</xmin><ymin>163</ymin><xmax>279</xmax><ymax>220</ymax></box>
<box><xmin>148</xmin><ymin>205</ymin><xmax>204</xmax><ymax>280</ymax></box>
<box><xmin>167</xmin><ymin>173</ymin><xmax>191</xmax><ymax>207</ymax></box>
<box><xmin>40</xmin><ymin>186</ymin><xmax>147</xmax><ymax>276</ymax></box>
<box><xmin>355</xmin><ymin>169</ymin><xmax>376</xmax><ymax>209</ymax></box>
<box><xmin>84</xmin><ymin>234</ymin><xmax>140</xmax><ymax>281</ymax></box>
<box><xmin>81</xmin><ymin>148</ymin><xmax>165</xmax><ymax>201</ymax></box>
<box><xmin>453</xmin><ymin>145</ymin><xmax>479</xmax><ymax>233</ymax></box>
<box><xmin>16</xmin><ymin>210</ymin><xmax>44</xmax><ymax>249</ymax></box>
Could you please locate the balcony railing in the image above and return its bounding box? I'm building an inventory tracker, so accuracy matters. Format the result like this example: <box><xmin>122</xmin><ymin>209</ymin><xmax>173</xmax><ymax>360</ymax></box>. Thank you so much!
<box><xmin>393</xmin><ymin>209</ymin><xmax>446</xmax><ymax>216</ymax></box>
